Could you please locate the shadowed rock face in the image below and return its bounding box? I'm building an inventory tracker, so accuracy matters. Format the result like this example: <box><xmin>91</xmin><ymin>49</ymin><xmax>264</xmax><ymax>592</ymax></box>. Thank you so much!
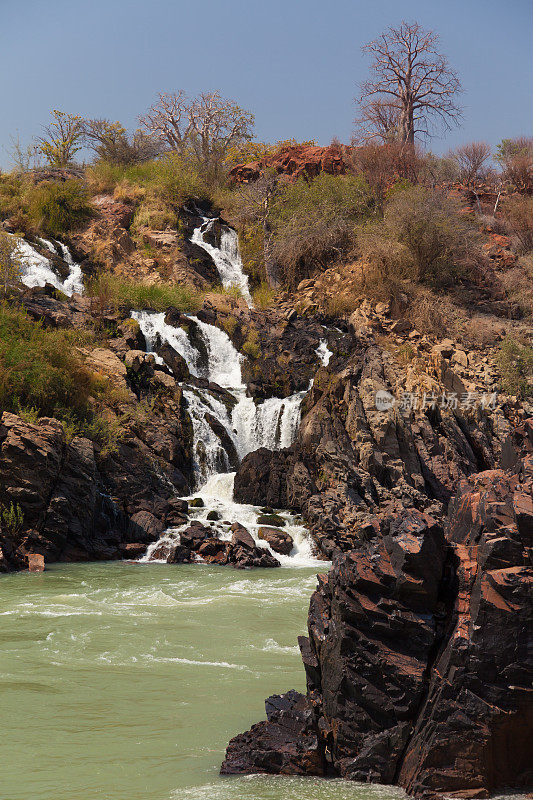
<box><xmin>222</xmin><ymin>456</ymin><xmax>533</xmax><ymax>798</ymax></box>
<box><xmin>0</xmin><ymin>409</ymin><xmax>193</xmax><ymax>571</ymax></box>
<box><xmin>234</xmin><ymin>335</ymin><xmax>517</xmax><ymax>559</ymax></box>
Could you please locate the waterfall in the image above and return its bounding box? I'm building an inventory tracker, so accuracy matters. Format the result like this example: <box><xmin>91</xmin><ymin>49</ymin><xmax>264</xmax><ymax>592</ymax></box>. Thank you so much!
<box><xmin>133</xmin><ymin>308</ymin><xmax>307</xmax><ymax>484</ymax></box>
<box><xmin>131</xmin><ymin>311</ymin><xmax>200</xmax><ymax>374</ymax></box>
<box><xmin>316</xmin><ymin>338</ymin><xmax>333</xmax><ymax>366</ymax></box>
<box><xmin>141</xmin><ymin>471</ymin><xmax>320</xmax><ymax>568</ymax></box>
<box><xmin>16</xmin><ymin>236</ymin><xmax>84</xmax><ymax>296</ymax></box>
<box><xmin>191</xmin><ymin>217</ymin><xmax>253</xmax><ymax>305</ymax></box>
<box><xmin>132</xmin><ymin>220</ymin><xmax>322</xmax><ymax>566</ymax></box>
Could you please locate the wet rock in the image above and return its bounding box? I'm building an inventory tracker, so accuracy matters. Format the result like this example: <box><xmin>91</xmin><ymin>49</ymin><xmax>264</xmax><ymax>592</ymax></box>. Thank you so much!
<box><xmin>230</xmin><ymin>522</ymin><xmax>256</xmax><ymax>550</ymax></box>
<box><xmin>258</xmin><ymin>526</ymin><xmax>294</xmax><ymax>555</ymax></box>
<box><xmin>119</xmin><ymin>542</ymin><xmax>147</xmax><ymax>559</ymax></box>
<box><xmin>227</xmin><ymin>522</ymin><xmax>281</xmax><ymax>569</ymax></box>
<box><xmin>166</xmin><ymin>543</ymin><xmax>192</xmax><ymax>564</ymax></box>
<box><xmin>156</xmin><ymin>342</ymin><xmax>190</xmax><ymax>381</ymax></box>
<box><xmin>257</xmin><ymin>513</ymin><xmax>286</xmax><ymax>527</ymax></box>
<box><xmin>129</xmin><ymin>511</ymin><xmax>164</xmax><ymax>540</ymax></box>
<box><xmin>27</xmin><ymin>553</ymin><xmax>45</xmax><ymax>572</ymax></box>
<box><xmin>179</xmin><ymin>522</ymin><xmax>210</xmax><ymax>550</ymax></box>
<box><xmin>207</xmin><ymin>510</ymin><xmax>220</xmax><ymax>521</ymax></box>
<box><xmin>189</xmin><ymin>498</ymin><xmax>205</xmax><ymax>508</ymax></box>
<box><xmin>221</xmin><ymin>689</ymin><xmax>324</xmax><ymax>776</ymax></box>
<box><xmin>224</xmin><ymin>458</ymin><xmax>533</xmax><ymax>797</ymax></box>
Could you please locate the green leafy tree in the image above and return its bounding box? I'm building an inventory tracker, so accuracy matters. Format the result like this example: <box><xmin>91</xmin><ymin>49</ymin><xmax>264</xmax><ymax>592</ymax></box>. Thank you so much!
<box><xmin>37</xmin><ymin>110</ymin><xmax>84</xmax><ymax>167</ymax></box>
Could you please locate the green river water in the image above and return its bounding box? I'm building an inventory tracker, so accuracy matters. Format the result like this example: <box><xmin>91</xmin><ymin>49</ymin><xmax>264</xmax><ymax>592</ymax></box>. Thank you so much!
<box><xmin>1</xmin><ymin>561</ymin><xmax>405</xmax><ymax>800</ymax></box>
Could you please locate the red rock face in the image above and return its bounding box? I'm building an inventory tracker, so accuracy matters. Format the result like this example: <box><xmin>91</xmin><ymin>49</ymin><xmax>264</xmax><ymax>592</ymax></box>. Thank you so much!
<box><xmin>221</xmin><ymin>456</ymin><xmax>533</xmax><ymax>797</ymax></box>
<box><xmin>229</xmin><ymin>144</ymin><xmax>348</xmax><ymax>183</ymax></box>
<box><xmin>398</xmin><ymin>459</ymin><xmax>533</xmax><ymax>798</ymax></box>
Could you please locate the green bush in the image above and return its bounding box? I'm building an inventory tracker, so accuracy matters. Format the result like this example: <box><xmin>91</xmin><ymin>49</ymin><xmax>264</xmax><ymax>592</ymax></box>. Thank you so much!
<box><xmin>88</xmin><ymin>153</ymin><xmax>209</xmax><ymax>208</ymax></box>
<box><xmin>0</xmin><ymin>502</ymin><xmax>24</xmax><ymax>535</ymax></box>
<box><xmin>0</xmin><ymin>302</ymin><xmax>95</xmax><ymax>418</ymax></box>
<box><xmin>496</xmin><ymin>338</ymin><xmax>533</xmax><ymax>398</ymax></box>
<box><xmin>27</xmin><ymin>179</ymin><xmax>91</xmax><ymax>236</ymax></box>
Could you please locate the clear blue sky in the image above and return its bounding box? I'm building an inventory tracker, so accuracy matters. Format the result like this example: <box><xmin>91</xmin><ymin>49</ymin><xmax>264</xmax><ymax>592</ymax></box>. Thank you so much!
<box><xmin>2</xmin><ymin>0</ymin><xmax>532</xmax><ymax>167</ymax></box>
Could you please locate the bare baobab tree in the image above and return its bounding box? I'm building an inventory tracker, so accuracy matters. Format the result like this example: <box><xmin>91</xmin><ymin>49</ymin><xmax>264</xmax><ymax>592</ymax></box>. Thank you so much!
<box><xmin>356</xmin><ymin>21</ymin><xmax>463</xmax><ymax>146</ymax></box>
<box><xmin>140</xmin><ymin>91</ymin><xmax>254</xmax><ymax>182</ymax></box>
<box><xmin>354</xmin><ymin>98</ymin><xmax>402</xmax><ymax>144</ymax></box>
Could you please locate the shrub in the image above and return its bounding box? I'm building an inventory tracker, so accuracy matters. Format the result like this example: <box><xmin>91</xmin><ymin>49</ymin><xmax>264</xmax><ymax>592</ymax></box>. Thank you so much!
<box><xmin>347</xmin><ymin>143</ymin><xmax>425</xmax><ymax>211</ymax></box>
<box><xmin>26</xmin><ymin>179</ymin><xmax>91</xmax><ymax>236</ymax></box>
<box><xmin>0</xmin><ymin>302</ymin><xmax>95</xmax><ymax>419</ymax></box>
<box><xmin>360</xmin><ymin>187</ymin><xmax>483</xmax><ymax>287</ymax></box>
<box><xmin>502</xmin><ymin>196</ymin><xmax>533</xmax><ymax>253</ymax></box>
<box><xmin>0</xmin><ymin>502</ymin><xmax>24</xmax><ymax>535</ymax></box>
<box><xmin>252</xmin><ymin>282</ymin><xmax>276</xmax><ymax>309</ymax></box>
<box><xmin>495</xmin><ymin>137</ymin><xmax>533</xmax><ymax>195</ymax></box>
<box><xmin>0</xmin><ymin>232</ymin><xmax>23</xmax><ymax>294</ymax></box>
<box><xmin>496</xmin><ymin>338</ymin><xmax>533</xmax><ymax>398</ymax></box>
<box><xmin>242</xmin><ymin>328</ymin><xmax>260</xmax><ymax>359</ymax></box>
<box><xmin>270</xmin><ymin>173</ymin><xmax>373</xmax><ymax>288</ymax></box>
<box><xmin>131</xmin><ymin>197</ymin><xmax>178</xmax><ymax>232</ymax></box>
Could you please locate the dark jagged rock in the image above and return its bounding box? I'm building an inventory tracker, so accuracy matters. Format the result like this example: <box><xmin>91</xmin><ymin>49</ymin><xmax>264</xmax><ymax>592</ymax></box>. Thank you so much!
<box><xmin>222</xmin><ymin>457</ymin><xmax>533</xmax><ymax>798</ymax></box>
<box><xmin>227</xmin><ymin>522</ymin><xmax>281</xmax><ymax>569</ymax></box>
<box><xmin>221</xmin><ymin>690</ymin><xmax>325</xmax><ymax>776</ymax></box>
<box><xmin>155</xmin><ymin>341</ymin><xmax>190</xmax><ymax>382</ymax></box>
<box><xmin>234</xmin><ymin>336</ymin><xmax>513</xmax><ymax>558</ymax></box>
<box><xmin>0</xmin><ymin>413</ymin><xmax>131</xmax><ymax>568</ymax></box>
<box><xmin>0</xmin><ymin>409</ymin><xmax>192</xmax><ymax>571</ymax></box>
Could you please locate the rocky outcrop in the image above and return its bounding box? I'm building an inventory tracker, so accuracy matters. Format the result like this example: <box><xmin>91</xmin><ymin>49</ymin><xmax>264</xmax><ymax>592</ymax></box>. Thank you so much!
<box><xmin>0</xmin><ymin>413</ymin><xmax>131</xmax><ymax>570</ymax></box>
<box><xmin>222</xmin><ymin>456</ymin><xmax>533</xmax><ymax>798</ymax></box>
<box><xmin>222</xmin><ymin>690</ymin><xmax>324</xmax><ymax>776</ymax></box>
<box><xmin>229</xmin><ymin>144</ymin><xmax>348</xmax><ymax>184</ymax></box>
<box><xmin>0</xmin><ymin>399</ymin><xmax>193</xmax><ymax>570</ymax></box>
<box><xmin>234</xmin><ymin>327</ymin><xmax>518</xmax><ymax>557</ymax></box>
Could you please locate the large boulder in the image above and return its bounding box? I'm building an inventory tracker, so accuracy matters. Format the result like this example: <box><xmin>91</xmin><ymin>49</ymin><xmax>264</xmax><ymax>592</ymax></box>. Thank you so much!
<box><xmin>258</xmin><ymin>526</ymin><xmax>294</xmax><ymax>555</ymax></box>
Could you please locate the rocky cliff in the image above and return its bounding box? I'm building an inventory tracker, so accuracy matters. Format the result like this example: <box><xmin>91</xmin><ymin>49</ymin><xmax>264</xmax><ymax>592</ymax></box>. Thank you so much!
<box><xmin>222</xmin><ymin>453</ymin><xmax>533</xmax><ymax>798</ymax></box>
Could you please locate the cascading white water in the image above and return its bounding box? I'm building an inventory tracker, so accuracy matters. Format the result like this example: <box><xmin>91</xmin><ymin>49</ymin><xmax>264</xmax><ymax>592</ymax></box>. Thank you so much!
<box><xmin>131</xmin><ymin>311</ymin><xmax>201</xmax><ymax>374</ymax></box>
<box><xmin>231</xmin><ymin>389</ymin><xmax>306</xmax><ymax>458</ymax></box>
<box><xmin>191</xmin><ymin>217</ymin><xmax>253</xmax><ymax>305</ymax></box>
<box><xmin>132</xmin><ymin>309</ymin><xmax>305</xmax><ymax>476</ymax></box>
<box><xmin>316</xmin><ymin>338</ymin><xmax>333</xmax><ymax>366</ymax></box>
<box><xmin>132</xmin><ymin>221</ymin><xmax>323</xmax><ymax>565</ymax></box>
<box><xmin>15</xmin><ymin>236</ymin><xmax>84</xmax><ymax>296</ymax></box>
<box><xmin>141</xmin><ymin>472</ymin><xmax>320</xmax><ymax>568</ymax></box>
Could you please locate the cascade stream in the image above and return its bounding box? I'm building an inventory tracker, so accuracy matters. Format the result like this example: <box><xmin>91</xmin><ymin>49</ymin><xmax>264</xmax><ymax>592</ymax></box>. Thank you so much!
<box><xmin>133</xmin><ymin>215</ymin><xmax>320</xmax><ymax>567</ymax></box>
<box><xmin>15</xmin><ymin>235</ymin><xmax>84</xmax><ymax>296</ymax></box>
